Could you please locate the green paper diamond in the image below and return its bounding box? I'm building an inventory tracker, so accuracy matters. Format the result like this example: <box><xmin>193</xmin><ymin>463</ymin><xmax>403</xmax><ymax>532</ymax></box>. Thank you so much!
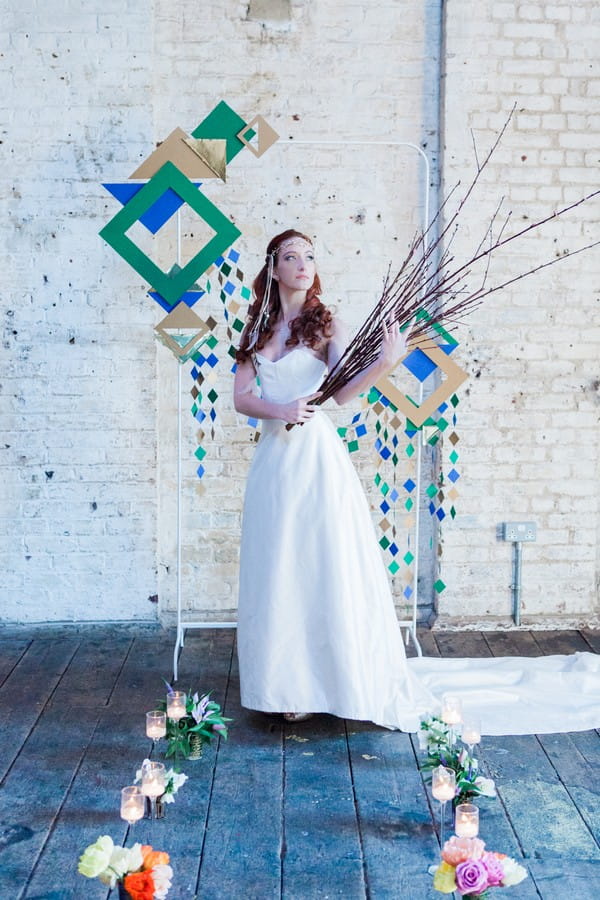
<box><xmin>194</xmin><ymin>446</ymin><xmax>207</xmax><ymax>461</ymax></box>
<box><xmin>191</xmin><ymin>100</ymin><xmax>250</xmax><ymax>163</ymax></box>
<box><xmin>450</xmin><ymin>393</ymin><xmax>460</xmax><ymax>407</ymax></box>
<box><xmin>404</xmin><ymin>551</ymin><xmax>414</xmax><ymax>565</ymax></box>
<box><xmin>240</xmin><ymin>286</ymin><xmax>251</xmax><ymax>300</ymax></box>
<box><xmin>379</xmin><ymin>536</ymin><xmax>390</xmax><ymax>550</ymax></box>
<box><xmin>100</xmin><ymin>161</ymin><xmax>241</xmax><ymax>305</ymax></box>
<box><xmin>347</xmin><ymin>440</ymin><xmax>359</xmax><ymax>453</ymax></box>
<box><xmin>434</xmin><ymin>579</ymin><xmax>446</xmax><ymax>593</ymax></box>
<box><xmin>232</xmin><ymin>318</ymin><xmax>244</xmax><ymax>333</ymax></box>
<box><xmin>405</xmin><ymin>498</ymin><xmax>413</xmax><ymax>511</ymax></box>
<box><xmin>206</xmin><ymin>334</ymin><xmax>218</xmax><ymax>349</ymax></box>
<box><xmin>406</xmin><ymin>444</ymin><xmax>415</xmax><ymax>458</ymax></box>
<box><xmin>426</xmin><ymin>483</ymin><xmax>437</xmax><ymax>498</ymax></box>
<box><xmin>449</xmin><ymin>450</ymin><xmax>458</xmax><ymax>464</ymax></box>
<box><xmin>388</xmin><ymin>560</ymin><xmax>400</xmax><ymax>575</ymax></box>
<box><xmin>392</xmin><ymin>453</ymin><xmax>398</xmax><ymax>466</ymax></box>
<box><xmin>207</xmin><ymin>388</ymin><xmax>218</xmax><ymax>404</ymax></box>
<box><xmin>337</xmin><ymin>427</ymin><xmax>347</xmax><ymax>438</ymax></box>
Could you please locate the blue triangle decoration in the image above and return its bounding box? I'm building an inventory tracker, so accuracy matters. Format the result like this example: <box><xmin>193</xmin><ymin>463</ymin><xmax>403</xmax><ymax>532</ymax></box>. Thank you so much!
<box><xmin>102</xmin><ymin>183</ymin><xmax>202</xmax><ymax>234</ymax></box>
<box><xmin>148</xmin><ymin>290</ymin><xmax>205</xmax><ymax>313</ymax></box>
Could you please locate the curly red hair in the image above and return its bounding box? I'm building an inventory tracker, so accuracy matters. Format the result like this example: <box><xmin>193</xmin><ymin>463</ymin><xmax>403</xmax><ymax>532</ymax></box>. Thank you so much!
<box><xmin>236</xmin><ymin>229</ymin><xmax>334</xmax><ymax>363</ymax></box>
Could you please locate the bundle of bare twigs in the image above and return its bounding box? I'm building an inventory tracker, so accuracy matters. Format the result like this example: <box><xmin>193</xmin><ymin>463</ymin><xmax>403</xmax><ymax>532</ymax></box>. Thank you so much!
<box><xmin>315</xmin><ymin>110</ymin><xmax>600</xmax><ymax>407</ymax></box>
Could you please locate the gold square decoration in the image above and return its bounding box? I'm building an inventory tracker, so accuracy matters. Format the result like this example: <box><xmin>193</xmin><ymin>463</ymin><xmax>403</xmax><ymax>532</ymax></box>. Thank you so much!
<box><xmin>154</xmin><ymin>303</ymin><xmax>210</xmax><ymax>362</ymax></box>
<box><xmin>374</xmin><ymin>338</ymin><xmax>468</xmax><ymax>428</ymax></box>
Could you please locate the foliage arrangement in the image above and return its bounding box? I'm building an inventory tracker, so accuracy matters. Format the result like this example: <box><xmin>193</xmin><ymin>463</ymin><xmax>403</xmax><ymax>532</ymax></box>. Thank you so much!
<box><xmin>419</xmin><ymin>715</ymin><xmax>496</xmax><ymax>806</ymax></box>
<box><xmin>158</xmin><ymin>684</ymin><xmax>231</xmax><ymax>759</ymax></box>
<box><xmin>78</xmin><ymin>836</ymin><xmax>172</xmax><ymax>899</ymax></box>
<box><xmin>433</xmin><ymin>836</ymin><xmax>527</xmax><ymax>897</ymax></box>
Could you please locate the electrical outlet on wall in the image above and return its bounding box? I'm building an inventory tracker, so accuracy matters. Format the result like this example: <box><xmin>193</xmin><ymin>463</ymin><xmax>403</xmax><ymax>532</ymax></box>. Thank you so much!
<box><xmin>502</xmin><ymin>522</ymin><xmax>537</xmax><ymax>542</ymax></box>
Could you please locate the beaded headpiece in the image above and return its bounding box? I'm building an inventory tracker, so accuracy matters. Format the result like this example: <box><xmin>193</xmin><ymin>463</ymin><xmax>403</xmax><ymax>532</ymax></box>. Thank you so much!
<box><xmin>247</xmin><ymin>236</ymin><xmax>315</xmax><ymax>349</ymax></box>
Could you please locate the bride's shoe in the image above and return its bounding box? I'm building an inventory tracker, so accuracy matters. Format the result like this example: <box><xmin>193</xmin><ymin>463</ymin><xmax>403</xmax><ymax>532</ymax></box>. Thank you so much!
<box><xmin>283</xmin><ymin>712</ymin><xmax>313</xmax><ymax>722</ymax></box>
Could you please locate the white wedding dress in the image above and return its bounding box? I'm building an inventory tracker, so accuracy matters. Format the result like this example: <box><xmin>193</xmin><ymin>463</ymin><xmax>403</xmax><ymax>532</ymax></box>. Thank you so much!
<box><xmin>237</xmin><ymin>347</ymin><xmax>600</xmax><ymax>736</ymax></box>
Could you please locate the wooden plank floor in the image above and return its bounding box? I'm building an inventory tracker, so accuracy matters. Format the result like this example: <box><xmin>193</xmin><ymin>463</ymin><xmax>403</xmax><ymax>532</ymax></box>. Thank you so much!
<box><xmin>0</xmin><ymin>626</ymin><xmax>599</xmax><ymax>900</ymax></box>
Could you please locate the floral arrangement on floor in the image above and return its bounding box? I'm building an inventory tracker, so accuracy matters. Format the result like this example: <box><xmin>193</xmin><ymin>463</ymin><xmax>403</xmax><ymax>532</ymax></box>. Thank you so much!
<box><xmin>135</xmin><ymin>761</ymin><xmax>188</xmax><ymax>804</ymax></box>
<box><xmin>419</xmin><ymin>715</ymin><xmax>496</xmax><ymax>805</ymax></box>
<box><xmin>78</xmin><ymin>835</ymin><xmax>172</xmax><ymax>898</ymax></box>
<box><xmin>433</xmin><ymin>836</ymin><xmax>527</xmax><ymax>897</ymax></box>
<box><xmin>158</xmin><ymin>683</ymin><xmax>231</xmax><ymax>760</ymax></box>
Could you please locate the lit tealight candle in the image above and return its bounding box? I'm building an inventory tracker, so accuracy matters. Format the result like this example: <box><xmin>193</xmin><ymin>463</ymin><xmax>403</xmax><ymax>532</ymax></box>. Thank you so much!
<box><xmin>146</xmin><ymin>710</ymin><xmax>167</xmax><ymax>740</ymax></box>
<box><xmin>167</xmin><ymin>690</ymin><xmax>187</xmax><ymax>722</ymax></box>
<box><xmin>441</xmin><ymin>694</ymin><xmax>463</xmax><ymax>726</ymax></box>
<box><xmin>120</xmin><ymin>786</ymin><xmax>145</xmax><ymax>825</ymax></box>
<box><xmin>432</xmin><ymin>765</ymin><xmax>456</xmax><ymax>802</ymax></box>
<box><xmin>462</xmin><ymin>720</ymin><xmax>481</xmax><ymax>747</ymax></box>
<box><xmin>455</xmin><ymin>803</ymin><xmax>479</xmax><ymax>838</ymax></box>
<box><xmin>141</xmin><ymin>761</ymin><xmax>166</xmax><ymax>798</ymax></box>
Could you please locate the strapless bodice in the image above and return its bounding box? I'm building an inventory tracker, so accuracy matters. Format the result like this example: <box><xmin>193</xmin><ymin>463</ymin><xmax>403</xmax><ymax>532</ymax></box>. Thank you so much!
<box><xmin>255</xmin><ymin>346</ymin><xmax>327</xmax><ymax>404</ymax></box>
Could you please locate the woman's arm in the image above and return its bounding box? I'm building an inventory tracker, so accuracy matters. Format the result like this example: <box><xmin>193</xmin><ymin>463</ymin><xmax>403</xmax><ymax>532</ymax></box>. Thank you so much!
<box><xmin>233</xmin><ymin>358</ymin><xmax>320</xmax><ymax>425</ymax></box>
<box><xmin>327</xmin><ymin>318</ymin><xmax>409</xmax><ymax>406</ymax></box>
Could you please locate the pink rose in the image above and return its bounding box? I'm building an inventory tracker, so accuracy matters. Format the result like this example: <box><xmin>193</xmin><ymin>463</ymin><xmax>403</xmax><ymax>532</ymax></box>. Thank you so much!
<box><xmin>455</xmin><ymin>859</ymin><xmax>489</xmax><ymax>896</ymax></box>
<box><xmin>482</xmin><ymin>851</ymin><xmax>504</xmax><ymax>887</ymax></box>
<box><xmin>442</xmin><ymin>835</ymin><xmax>486</xmax><ymax>866</ymax></box>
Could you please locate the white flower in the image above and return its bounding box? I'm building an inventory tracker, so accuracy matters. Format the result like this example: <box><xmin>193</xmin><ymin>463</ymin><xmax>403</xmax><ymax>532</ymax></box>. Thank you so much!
<box><xmin>162</xmin><ymin>768</ymin><xmax>188</xmax><ymax>802</ymax></box>
<box><xmin>474</xmin><ymin>775</ymin><xmax>496</xmax><ymax>797</ymax></box>
<box><xmin>152</xmin><ymin>863</ymin><xmax>173</xmax><ymax>899</ymax></box>
<box><xmin>501</xmin><ymin>856</ymin><xmax>528</xmax><ymax>886</ymax></box>
<box><xmin>170</xmin><ymin>771</ymin><xmax>188</xmax><ymax>793</ymax></box>
<box><xmin>78</xmin><ymin>835</ymin><xmax>114</xmax><ymax>879</ymax></box>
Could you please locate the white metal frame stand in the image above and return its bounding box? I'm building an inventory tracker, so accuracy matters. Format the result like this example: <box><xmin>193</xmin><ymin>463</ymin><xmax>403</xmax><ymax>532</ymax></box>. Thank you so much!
<box><xmin>172</xmin><ymin>140</ymin><xmax>431</xmax><ymax>679</ymax></box>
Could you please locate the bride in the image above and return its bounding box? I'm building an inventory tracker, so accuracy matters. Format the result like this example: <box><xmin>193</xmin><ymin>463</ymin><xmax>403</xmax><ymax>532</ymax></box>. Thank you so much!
<box><xmin>233</xmin><ymin>229</ymin><xmax>600</xmax><ymax>736</ymax></box>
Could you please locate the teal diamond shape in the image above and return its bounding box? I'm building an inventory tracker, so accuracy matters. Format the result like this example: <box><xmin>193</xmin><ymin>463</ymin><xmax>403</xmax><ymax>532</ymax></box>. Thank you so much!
<box><xmin>100</xmin><ymin>161</ymin><xmax>241</xmax><ymax>305</ymax></box>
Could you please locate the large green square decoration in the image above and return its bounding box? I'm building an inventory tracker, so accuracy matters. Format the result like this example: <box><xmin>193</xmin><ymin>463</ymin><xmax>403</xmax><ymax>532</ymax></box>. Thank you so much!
<box><xmin>100</xmin><ymin>160</ymin><xmax>241</xmax><ymax>306</ymax></box>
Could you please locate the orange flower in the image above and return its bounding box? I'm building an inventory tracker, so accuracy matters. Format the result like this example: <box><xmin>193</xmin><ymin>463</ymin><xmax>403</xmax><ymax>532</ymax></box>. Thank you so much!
<box><xmin>123</xmin><ymin>869</ymin><xmax>155</xmax><ymax>900</ymax></box>
<box><xmin>141</xmin><ymin>845</ymin><xmax>170</xmax><ymax>869</ymax></box>
<box><xmin>442</xmin><ymin>835</ymin><xmax>486</xmax><ymax>866</ymax></box>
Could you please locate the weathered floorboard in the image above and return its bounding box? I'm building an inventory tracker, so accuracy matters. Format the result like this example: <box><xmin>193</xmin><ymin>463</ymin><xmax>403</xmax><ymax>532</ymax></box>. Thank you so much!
<box><xmin>198</xmin><ymin>646</ymin><xmax>283</xmax><ymax>899</ymax></box>
<box><xmin>282</xmin><ymin>715</ymin><xmax>365</xmax><ymax>899</ymax></box>
<box><xmin>0</xmin><ymin>627</ymin><xmax>595</xmax><ymax>900</ymax></box>
<box><xmin>23</xmin><ymin>633</ymin><xmax>175</xmax><ymax>899</ymax></box>
<box><xmin>0</xmin><ymin>637</ymin><xmax>80</xmax><ymax>784</ymax></box>
<box><xmin>348</xmin><ymin>723</ymin><xmax>438</xmax><ymax>899</ymax></box>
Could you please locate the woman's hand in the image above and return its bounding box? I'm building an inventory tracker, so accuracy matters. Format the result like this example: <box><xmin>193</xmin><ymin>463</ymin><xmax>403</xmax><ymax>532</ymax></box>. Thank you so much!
<box><xmin>280</xmin><ymin>392</ymin><xmax>322</xmax><ymax>424</ymax></box>
<box><xmin>378</xmin><ymin>319</ymin><xmax>409</xmax><ymax>373</ymax></box>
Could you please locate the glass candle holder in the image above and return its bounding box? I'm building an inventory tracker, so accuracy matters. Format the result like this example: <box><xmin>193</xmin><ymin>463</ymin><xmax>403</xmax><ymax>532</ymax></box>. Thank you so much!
<box><xmin>455</xmin><ymin>803</ymin><xmax>480</xmax><ymax>838</ymax></box>
<box><xmin>167</xmin><ymin>690</ymin><xmax>187</xmax><ymax>722</ymax></box>
<box><xmin>146</xmin><ymin>710</ymin><xmax>167</xmax><ymax>740</ymax></box>
<box><xmin>432</xmin><ymin>765</ymin><xmax>456</xmax><ymax>853</ymax></box>
<box><xmin>120</xmin><ymin>786</ymin><xmax>145</xmax><ymax>826</ymax></box>
<box><xmin>441</xmin><ymin>694</ymin><xmax>463</xmax><ymax>726</ymax></box>
<box><xmin>141</xmin><ymin>761</ymin><xmax>166</xmax><ymax>798</ymax></box>
<box><xmin>461</xmin><ymin>715</ymin><xmax>482</xmax><ymax>751</ymax></box>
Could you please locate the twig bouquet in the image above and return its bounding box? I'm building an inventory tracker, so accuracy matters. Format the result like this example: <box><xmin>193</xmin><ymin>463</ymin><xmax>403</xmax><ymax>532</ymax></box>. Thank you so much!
<box><xmin>313</xmin><ymin>108</ymin><xmax>600</xmax><ymax>407</ymax></box>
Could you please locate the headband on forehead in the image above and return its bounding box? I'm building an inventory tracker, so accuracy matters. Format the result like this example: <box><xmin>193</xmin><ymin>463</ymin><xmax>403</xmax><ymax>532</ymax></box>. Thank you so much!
<box><xmin>247</xmin><ymin>235</ymin><xmax>315</xmax><ymax>350</ymax></box>
<box><xmin>270</xmin><ymin>236</ymin><xmax>314</xmax><ymax>259</ymax></box>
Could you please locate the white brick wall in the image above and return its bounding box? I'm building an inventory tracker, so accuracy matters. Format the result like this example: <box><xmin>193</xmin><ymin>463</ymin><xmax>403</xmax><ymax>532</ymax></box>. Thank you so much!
<box><xmin>1</xmin><ymin>0</ymin><xmax>598</xmax><ymax>627</ymax></box>
<box><xmin>438</xmin><ymin>0</ymin><xmax>600</xmax><ymax>627</ymax></box>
